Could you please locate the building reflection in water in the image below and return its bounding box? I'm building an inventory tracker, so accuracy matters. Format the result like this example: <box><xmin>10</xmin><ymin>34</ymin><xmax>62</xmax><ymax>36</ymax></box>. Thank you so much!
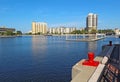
<box><xmin>87</xmin><ymin>41</ymin><xmax>97</xmax><ymax>53</ymax></box>
<box><xmin>32</xmin><ymin>35</ymin><xmax>47</xmax><ymax>60</ymax></box>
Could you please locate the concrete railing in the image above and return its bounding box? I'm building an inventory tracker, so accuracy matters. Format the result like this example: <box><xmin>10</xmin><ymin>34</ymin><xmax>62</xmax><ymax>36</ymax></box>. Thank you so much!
<box><xmin>88</xmin><ymin>64</ymin><xmax>105</xmax><ymax>82</ymax></box>
<box><xmin>71</xmin><ymin>43</ymin><xmax>115</xmax><ymax>82</ymax></box>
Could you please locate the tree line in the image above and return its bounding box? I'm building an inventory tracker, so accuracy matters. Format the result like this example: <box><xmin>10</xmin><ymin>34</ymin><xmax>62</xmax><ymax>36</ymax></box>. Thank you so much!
<box><xmin>71</xmin><ymin>29</ymin><xmax>115</xmax><ymax>34</ymax></box>
<box><xmin>0</xmin><ymin>30</ymin><xmax>22</xmax><ymax>36</ymax></box>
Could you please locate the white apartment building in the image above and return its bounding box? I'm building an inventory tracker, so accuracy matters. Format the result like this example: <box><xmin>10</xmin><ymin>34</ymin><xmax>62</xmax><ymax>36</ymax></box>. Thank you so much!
<box><xmin>48</xmin><ymin>27</ymin><xmax>76</xmax><ymax>34</ymax></box>
<box><xmin>65</xmin><ymin>28</ymin><xmax>70</xmax><ymax>34</ymax></box>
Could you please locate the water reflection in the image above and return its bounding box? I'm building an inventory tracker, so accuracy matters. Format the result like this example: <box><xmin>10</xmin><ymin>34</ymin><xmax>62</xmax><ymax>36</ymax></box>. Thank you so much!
<box><xmin>87</xmin><ymin>41</ymin><xmax>97</xmax><ymax>52</ymax></box>
<box><xmin>32</xmin><ymin>35</ymin><xmax>47</xmax><ymax>59</ymax></box>
<box><xmin>114</xmin><ymin>37</ymin><xmax>120</xmax><ymax>44</ymax></box>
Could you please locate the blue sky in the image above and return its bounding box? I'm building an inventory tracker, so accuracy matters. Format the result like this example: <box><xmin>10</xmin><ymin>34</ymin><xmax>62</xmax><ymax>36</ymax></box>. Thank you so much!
<box><xmin>0</xmin><ymin>0</ymin><xmax>120</xmax><ymax>33</ymax></box>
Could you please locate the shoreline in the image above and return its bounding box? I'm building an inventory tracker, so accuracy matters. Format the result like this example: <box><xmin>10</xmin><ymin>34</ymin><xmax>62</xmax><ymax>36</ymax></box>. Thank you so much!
<box><xmin>0</xmin><ymin>35</ymin><xmax>18</xmax><ymax>38</ymax></box>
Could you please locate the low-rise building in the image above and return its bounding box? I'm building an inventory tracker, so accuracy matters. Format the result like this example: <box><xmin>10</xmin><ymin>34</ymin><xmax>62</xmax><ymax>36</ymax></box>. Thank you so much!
<box><xmin>114</xmin><ymin>28</ymin><xmax>120</xmax><ymax>35</ymax></box>
<box><xmin>80</xmin><ymin>28</ymin><xmax>85</xmax><ymax>31</ymax></box>
<box><xmin>48</xmin><ymin>27</ymin><xmax>76</xmax><ymax>34</ymax></box>
<box><xmin>0</xmin><ymin>27</ymin><xmax>15</xmax><ymax>33</ymax></box>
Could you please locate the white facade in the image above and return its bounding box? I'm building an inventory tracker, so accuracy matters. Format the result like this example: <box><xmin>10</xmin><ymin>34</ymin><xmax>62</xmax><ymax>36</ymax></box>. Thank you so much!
<box><xmin>114</xmin><ymin>28</ymin><xmax>120</xmax><ymax>35</ymax></box>
<box><xmin>71</xmin><ymin>28</ymin><xmax>76</xmax><ymax>32</ymax></box>
<box><xmin>87</xmin><ymin>13</ymin><xmax>93</xmax><ymax>27</ymax></box>
<box><xmin>60</xmin><ymin>27</ymin><xmax>65</xmax><ymax>34</ymax></box>
<box><xmin>52</xmin><ymin>28</ymin><xmax>56</xmax><ymax>34</ymax></box>
<box><xmin>65</xmin><ymin>28</ymin><xmax>70</xmax><ymax>33</ymax></box>
<box><xmin>86</xmin><ymin>13</ymin><xmax>98</xmax><ymax>32</ymax></box>
<box><xmin>48</xmin><ymin>27</ymin><xmax>76</xmax><ymax>34</ymax></box>
<box><xmin>80</xmin><ymin>28</ymin><xmax>85</xmax><ymax>31</ymax></box>
<box><xmin>93</xmin><ymin>14</ymin><xmax>97</xmax><ymax>28</ymax></box>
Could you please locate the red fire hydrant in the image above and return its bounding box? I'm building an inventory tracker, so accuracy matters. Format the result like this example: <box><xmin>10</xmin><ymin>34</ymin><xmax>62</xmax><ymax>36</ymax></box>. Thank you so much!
<box><xmin>82</xmin><ymin>52</ymin><xmax>99</xmax><ymax>67</ymax></box>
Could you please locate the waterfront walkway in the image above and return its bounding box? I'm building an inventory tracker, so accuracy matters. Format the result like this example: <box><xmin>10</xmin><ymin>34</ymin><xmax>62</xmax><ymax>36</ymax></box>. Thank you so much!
<box><xmin>71</xmin><ymin>42</ymin><xmax>120</xmax><ymax>82</ymax></box>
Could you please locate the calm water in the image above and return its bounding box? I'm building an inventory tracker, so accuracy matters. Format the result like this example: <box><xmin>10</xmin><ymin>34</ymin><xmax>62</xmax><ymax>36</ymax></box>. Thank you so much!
<box><xmin>0</xmin><ymin>35</ymin><xmax>120</xmax><ymax>82</ymax></box>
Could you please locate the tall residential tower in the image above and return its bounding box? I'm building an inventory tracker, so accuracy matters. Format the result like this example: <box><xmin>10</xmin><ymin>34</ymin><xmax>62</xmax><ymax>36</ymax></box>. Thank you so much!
<box><xmin>32</xmin><ymin>22</ymin><xmax>47</xmax><ymax>34</ymax></box>
<box><xmin>86</xmin><ymin>13</ymin><xmax>98</xmax><ymax>32</ymax></box>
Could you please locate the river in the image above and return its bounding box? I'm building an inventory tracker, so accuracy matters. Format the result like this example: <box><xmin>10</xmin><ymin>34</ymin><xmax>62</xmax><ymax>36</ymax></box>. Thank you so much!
<box><xmin>0</xmin><ymin>35</ymin><xmax>119</xmax><ymax>82</ymax></box>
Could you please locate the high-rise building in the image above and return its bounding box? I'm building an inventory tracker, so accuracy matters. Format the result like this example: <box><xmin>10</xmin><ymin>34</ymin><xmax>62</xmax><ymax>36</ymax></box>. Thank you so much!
<box><xmin>86</xmin><ymin>13</ymin><xmax>98</xmax><ymax>32</ymax></box>
<box><xmin>32</xmin><ymin>22</ymin><xmax>47</xmax><ymax>34</ymax></box>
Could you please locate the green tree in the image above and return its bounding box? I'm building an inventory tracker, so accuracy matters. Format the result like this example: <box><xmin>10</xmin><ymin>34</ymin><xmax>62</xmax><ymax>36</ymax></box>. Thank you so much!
<box><xmin>29</xmin><ymin>32</ymin><xmax>32</xmax><ymax>35</ymax></box>
<box><xmin>98</xmin><ymin>29</ymin><xmax>115</xmax><ymax>34</ymax></box>
<box><xmin>81</xmin><ymin>30</ymin><xmax>88</xmax><ymax>34</ymax></box>
<box><xmin>16</xmin><ymin>31</ymin><xmax>22</xmax><ymax>35</ymax></box>
<box><xmin>5</xmin><ymin>30</ymin><xmax>14</xmax><ymax>35</ymax></box>
<box><xmin>71</xmin><ymin>30</ymin><xmax>88</xmax><ymax>34</ymax></box>
<box><xmin>37</xmin><ymin>32</ymin><xmax>41</xmax><ymax>35</ymax></box>
<box><xmin>71</xmin><ymin>30</ymin><xmax>80</xmax><ymax>34</ymax></box>
<box><xmin>90</xmin><ymin>29</ymin><xmax>97</xmax><ymax>34</ymax></box>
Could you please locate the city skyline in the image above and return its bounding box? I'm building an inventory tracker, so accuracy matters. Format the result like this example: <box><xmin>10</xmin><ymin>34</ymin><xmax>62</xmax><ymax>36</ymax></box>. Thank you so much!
<box><xmin>0</xmin><ymin>0</ymin><xmax>120</xmax><ymax>33</ymax></box>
